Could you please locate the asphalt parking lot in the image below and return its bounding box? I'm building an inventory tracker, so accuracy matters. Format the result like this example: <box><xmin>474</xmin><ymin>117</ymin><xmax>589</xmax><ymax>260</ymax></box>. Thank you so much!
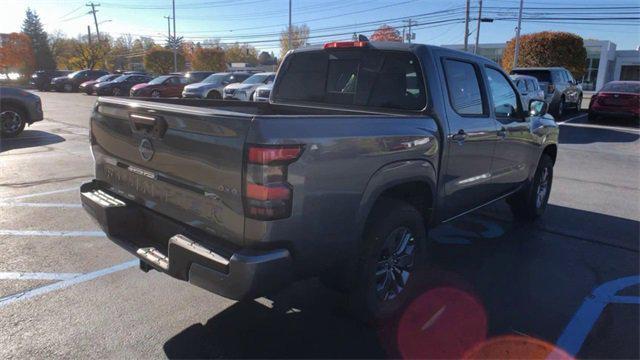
<box><xmin>0</xmin><ymin>91</ymin><xmax>638</xmax><ymax>358</ymax></box>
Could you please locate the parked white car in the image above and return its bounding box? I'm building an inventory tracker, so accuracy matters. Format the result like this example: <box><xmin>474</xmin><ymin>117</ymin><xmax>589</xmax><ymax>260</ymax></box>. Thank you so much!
<box><xmin>253</xmin><ymin>83</ymin><xmax>273</xmax><ymax>102</ymax></box>
<box><xmin>223</xmin><ymin>72</ymin><xmax>275</xmax><ymax>101</ymax></box>
<box><xmin>510</xmin><ymin>74</ymin><xmax>548</xmax><ymax>111</ymax></box>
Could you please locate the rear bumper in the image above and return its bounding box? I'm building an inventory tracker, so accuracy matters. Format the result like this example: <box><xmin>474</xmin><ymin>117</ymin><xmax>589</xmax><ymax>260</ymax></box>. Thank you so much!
<box><xmin>80</xmin><ymin>180</ymin><xmax>293</xmax><ymax>300</ymax></box>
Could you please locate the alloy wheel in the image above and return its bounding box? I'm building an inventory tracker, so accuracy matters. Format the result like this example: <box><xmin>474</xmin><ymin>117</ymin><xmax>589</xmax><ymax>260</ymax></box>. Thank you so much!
<box><xmin>1</xmin><ymin>110</ymin><xmax>23</xmax><ymax>134</ymax></box>
<box><xmin>375</xmin><ymin>226</ymin><xmax>416</xmax><ymax>301</ymax></box>
<box><xmin>151</xmin><ymin>90</ymin><xmax>160</xmax><ymax>98</ymax></box>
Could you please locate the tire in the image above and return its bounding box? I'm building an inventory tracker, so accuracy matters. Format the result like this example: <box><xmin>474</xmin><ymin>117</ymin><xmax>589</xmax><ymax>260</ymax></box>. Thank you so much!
<box><xmin>575</xmin><ymin>95</ymin><xmax>583</xmax><ymax>112</ymax></box>
<box><xmin>588</xmin><ymin>111</ymin><xmax>598</xmax><ymax>122</ymax></box>
<box><xmin>347</xmin><ymin>198</ymin><xmax>428</xmax><ymax>322</ymax></box>
<box><xmin>1</xmin><ymin>105</ymin><xmax>27</xmax><ymax>138</ymax></box>
<box><xmin>151</xmin><ymin>90</ymin><xmax>161</xmax><ymax>98</ymax></box>
<box><xmin>555</xmin><ymin>98</ymin><xmax>566</xmax><ymax>119</ymax></box>
<box><xmin>206</xmin><ymin>91</ymin><xmax>221</xmax><ymax>99</ymax></box>
<box><xmin>63</xmin><ymin>83</ymin><xmax>73</xmax><ymax>93</ymax></box>
<box><xmin>508</xmin><ymin>154</ymin><xmax>554</xmax><ymax>221</ymax></box>
<box><xmin>112</xmin><ymin>87</ymin><xmax>121</xmax><ymax>96</ymax></box>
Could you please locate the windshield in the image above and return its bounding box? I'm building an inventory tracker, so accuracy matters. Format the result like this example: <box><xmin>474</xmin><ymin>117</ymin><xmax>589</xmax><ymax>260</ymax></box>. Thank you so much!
<box><xmin>67</xmin><ymin>71</ymin><xmax>83</xmax><ymax>78</ymax></box>
<box><xmin>111</xmin><ymin>75</ymin><xmax>128</xmax><ymax>83</ymax></box>
<box><xmin>601</xmin><ymin>82</ymin><xmax>640</xmax><ymax>94</ymax></box>
<box><xmin>96</xmin><ymin>74</ymin><xmax>115</xmax><ymax>82</ymax></box>
<box><xmin>243</xmin><ymin>74</ymin><xmax>271</xmax><ymax>84</ymax></box>
<box><xmin>202</xmin><ymin>74</ymin><xmax>227</xmax><ymax>84</ymax></box>
<box><xmin>511</xmin><ymin>69</ymin><xmax>551</xmax><ymax>83</ymax></box>
<box><xmin>148</xmin><ymin>76</ymin><xmax>171</xmax><ymax>85</ymax></box>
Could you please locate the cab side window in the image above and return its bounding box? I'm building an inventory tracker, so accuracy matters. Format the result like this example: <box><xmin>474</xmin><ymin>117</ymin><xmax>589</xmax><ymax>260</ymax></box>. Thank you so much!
<box><xmin>443</xmin><ymin>59</ymin><xmax>485</xmax><ymax>116</ymax></box>
<box><xmin>485</xmin><ymin>67</ymin><xmax>519</xmax><ymax>118</ymax></box>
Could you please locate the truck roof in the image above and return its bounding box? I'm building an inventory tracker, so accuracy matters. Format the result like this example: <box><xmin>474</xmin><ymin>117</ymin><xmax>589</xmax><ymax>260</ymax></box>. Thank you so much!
<box><xmin>293</xmin><ymin>41</ymin><xmax>500</xmax><ymax>66</ymax></box>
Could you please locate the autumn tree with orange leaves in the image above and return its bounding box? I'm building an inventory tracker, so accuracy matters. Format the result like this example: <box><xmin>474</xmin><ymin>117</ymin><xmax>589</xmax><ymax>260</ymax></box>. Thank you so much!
<box><xmin>0</xmin><ymin>32</ymin><xmax>35</xmax><ymax>76</ymax></box>
<box><xmin>370</xmin><ymin>25</ymin><xmax>403</xmax><ymax>42</ymax></box>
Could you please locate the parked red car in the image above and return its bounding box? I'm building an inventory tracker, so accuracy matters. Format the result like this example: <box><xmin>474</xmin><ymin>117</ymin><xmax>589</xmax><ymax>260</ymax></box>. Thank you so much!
<box><xmin>79</xmin><ymin>74</ymin><xmax>120</xmax><ymax>95</ymax></box>
<box><xmin>129</xmin><ymin>75</ymin><xmax>188</xmax><ymax>98</ymax></box>
<box><xmin>588</xmin><ymin>81</ymin><xmax>640</xmax><ymax>122</ymax></box>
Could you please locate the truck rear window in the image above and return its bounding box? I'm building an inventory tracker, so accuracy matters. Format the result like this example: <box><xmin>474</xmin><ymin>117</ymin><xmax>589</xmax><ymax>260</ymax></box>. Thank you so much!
<box><xmin>273</xmin><ymin>49</ymin><xmax>427</xmax><ymax>111</ymax></box>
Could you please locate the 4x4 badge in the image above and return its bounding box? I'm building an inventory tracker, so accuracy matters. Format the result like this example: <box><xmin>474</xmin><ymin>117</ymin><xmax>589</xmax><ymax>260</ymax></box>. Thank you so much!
<box><xmin>138</xmin><ymin>138</ymin><xmax>154</xmax><ymax>161</ymax></box>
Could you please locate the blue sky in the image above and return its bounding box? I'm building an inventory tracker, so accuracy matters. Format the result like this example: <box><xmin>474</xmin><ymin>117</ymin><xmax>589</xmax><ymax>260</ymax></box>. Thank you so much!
<box><xmin>1</xmin><ymin>0</ymin><xmax>638</xmax><ymax>54</ymax></box>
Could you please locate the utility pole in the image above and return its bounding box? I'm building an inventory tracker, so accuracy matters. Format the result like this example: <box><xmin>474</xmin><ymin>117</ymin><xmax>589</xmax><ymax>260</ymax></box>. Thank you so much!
<box><xmin>474</xmin><ymin>0</ymin><xmax>483</xmax><ymax>54</ymax></box>
<box><xmin>164</xmin><ymin>15</ymin><xmax>171</xmax><ymax>46</ymax></box>
<box><xmin>403</xmin><ymin>19</ymin><xmax>417</xmax><ymax>44</ymax></box>
<box><xmin>86</xmin><ymin>2</ymin><xmax>100</xmax><ymax>41</ymax></box>
<box><xmin>87</xmin><ymin>25</ymin><xmax>92</xmax><ymax>45</ymax></box>
<box><xmin>513</xmin><ymin>0</ymin><xmax>524</xmax><ymax>68</ymax></box>
<box><xmin>402</xmin><ymin>26</ymin><xmax>406</xmax><ymax>43</ymax></box>
<box><xmin>172</xmin><ymin>0</ymin><xmax>177</xmax><ymax>72</ymax></box>
<box><xmin>463</xmin><ymin>0</ymin><xmax>470</xmax><ymax>51</ymax></box>
<box><xmin>288</xmin><ymin>0</ymin><xmax>292</xmax><ymax>50</ymax></box>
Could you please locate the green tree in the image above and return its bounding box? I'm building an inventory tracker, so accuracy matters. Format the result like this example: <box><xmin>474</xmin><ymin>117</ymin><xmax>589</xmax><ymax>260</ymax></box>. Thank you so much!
<box><xmin>21</xmin><ymin>8</ymin><xmax>56</xmax><ymax>70</ymax></box>
<box><xmin>191</xmin><ymin>47</ymin><xmax>226</xmax><ymax>71</ymax></box>
<box><xmin>144</xmin><ymin>48</ymin><xmax>185</xmax><ymax>74</ymax></box>
<box><xmin>279</xmin><ymin>24</ymin><xmax>310</xmax><ymax>59</ymax></box>
<box><xmin>501</xmin><ymin>31</ymin><xmax>587</xmax><ymax>79</ymax></box>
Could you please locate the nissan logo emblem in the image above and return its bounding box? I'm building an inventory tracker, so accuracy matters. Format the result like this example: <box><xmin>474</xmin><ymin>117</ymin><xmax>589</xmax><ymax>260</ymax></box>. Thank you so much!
<box><xmin>138</xmin><ymin>138</ymin><xmax>154</xmax><ymax>161</ymax></box>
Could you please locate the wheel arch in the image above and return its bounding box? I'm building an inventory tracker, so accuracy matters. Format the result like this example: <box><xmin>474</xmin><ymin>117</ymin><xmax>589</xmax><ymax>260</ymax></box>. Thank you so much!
<box><xmin>542</xmin><ymin>143</ymin><xmax>557</xmax><ymax>165</ymax></box>
<box><xmin>357</xmin><ymin>160</ymin><xmax>437</xmax><ymax>240</ymax></box>
<box><xmin>0</xmin><ymin>99</ymin><xmax>28</xmax><ymax>120</ymax></box>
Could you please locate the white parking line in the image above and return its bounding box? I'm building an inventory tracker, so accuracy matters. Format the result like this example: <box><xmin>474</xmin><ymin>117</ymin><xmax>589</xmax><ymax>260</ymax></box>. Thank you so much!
<box><xmin>1</xmin><ymin>186</ymin><xmax>78</xmax><ymax>202</ymax></box>
<box><xmin>0</xmin><ymin>260</ymin><xmax>138</xmax><ymax>309</ymax></box>
<box><xmin>557</xmin><ymin>113</ymin><xmax>586</xmax><ymax>124</ymax></box>
<box><xmin>560</xmin><ymin>121</ymin><xmax>640</xmax><ymax>133</ymax></box>
<box><xmin>0</xmin><ymin>202</ymin><xmax>82</xmax><ymax>208</ymax></box>
<box><xmin>0</xmin><ymin>230</ymin><xmax>105</xmax><ymax>237</ymax></box>
<box><xmin>0</xmin><ymin>272</ymin><xmax>82</xmax><ymax>280</ymax></box>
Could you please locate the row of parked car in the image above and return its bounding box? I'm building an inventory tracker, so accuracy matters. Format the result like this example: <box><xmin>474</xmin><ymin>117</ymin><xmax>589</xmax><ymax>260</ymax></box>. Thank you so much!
<box><xmin>30</xmin><ymin>69</ymin><xmax>276</xmax><ymax>102</ymax></box>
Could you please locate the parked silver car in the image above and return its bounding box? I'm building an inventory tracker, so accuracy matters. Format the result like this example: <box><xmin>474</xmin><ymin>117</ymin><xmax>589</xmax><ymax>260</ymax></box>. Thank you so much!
<box><xmin>510</xmin><ymin>74</ymin><xmax>545</xmax><ymax>111</ymax></box>
<box><xmin>511</xmin><ymin>67</ymin><xmax>583</xmax><ymax>117</ymax></box>
<box><xmin>253</xmin><ymin>83</ymin><xmax>273</xmax><ymax>102</ymax></box>
<box><xmin>182</xmin><ymin>72</ymin><xmax>252</xmax><ymax>99</ymax></box>
<box><xmin>223</xmin><ymin>72</ymin><xmax>275</xmax><ymax>101</ymax></box>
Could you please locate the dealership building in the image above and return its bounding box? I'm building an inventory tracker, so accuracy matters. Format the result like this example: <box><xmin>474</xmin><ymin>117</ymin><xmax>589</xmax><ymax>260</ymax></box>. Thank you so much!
<box><xmin>443</xmin><ymin>40</ymin><xmax>640</xmax><ymax>93</ymax></box>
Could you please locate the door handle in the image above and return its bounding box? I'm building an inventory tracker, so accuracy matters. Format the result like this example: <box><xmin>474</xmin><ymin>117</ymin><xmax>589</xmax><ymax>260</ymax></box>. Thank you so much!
<box><xmin>497</xmin><ymin>127</ymin><xmax>507</xmax><ymax>139</ymax></box>
<box><xmin>451</xmin><ymin>129</ymin><xmax>467</xmax><ymax>142</ymax></box>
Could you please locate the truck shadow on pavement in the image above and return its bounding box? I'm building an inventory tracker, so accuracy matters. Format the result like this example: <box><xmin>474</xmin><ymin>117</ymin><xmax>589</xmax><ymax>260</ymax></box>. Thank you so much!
<box><xmin>163</xmin><ymin>203</ymin><xmax>639</xmax><ymax>359</ymax></box>
<box><xmin>559</xmin><ymin>123</ymin><xmax>639</xmax><ymax>145</ymax></box>
<box><xmin>0</xmin><ymin>130</ymin><xmax>65</xmax><ymax>153</ymax></box>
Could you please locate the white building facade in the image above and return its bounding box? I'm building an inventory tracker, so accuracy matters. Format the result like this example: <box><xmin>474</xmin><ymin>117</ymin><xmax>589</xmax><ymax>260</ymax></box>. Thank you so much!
<box><xmin>442</xmin><ymin>40</ymin><xmax>640</xmax><ymax>93</ymax></box>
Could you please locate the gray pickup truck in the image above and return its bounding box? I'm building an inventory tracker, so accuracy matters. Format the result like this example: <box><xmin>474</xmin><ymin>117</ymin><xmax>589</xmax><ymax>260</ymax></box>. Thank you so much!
<box><xmin>81</xmin><ymin>41</ymin><xmax>558</xmax><ymax>320</ymax></box>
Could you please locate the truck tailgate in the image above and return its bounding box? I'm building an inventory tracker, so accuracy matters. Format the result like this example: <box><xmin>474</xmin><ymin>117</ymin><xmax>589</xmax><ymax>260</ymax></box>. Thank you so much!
<box><xmin>90</xmin><ymin>97</ymin><xmax>251</xmax><ymax>245</ymax></box>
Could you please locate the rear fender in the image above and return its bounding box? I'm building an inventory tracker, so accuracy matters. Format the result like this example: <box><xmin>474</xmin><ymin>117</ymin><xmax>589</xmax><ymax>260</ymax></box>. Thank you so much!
<box><xmin>356</xmin><ymin>160</ymin><xmax>437</xmax><ymax>238</ymax></box>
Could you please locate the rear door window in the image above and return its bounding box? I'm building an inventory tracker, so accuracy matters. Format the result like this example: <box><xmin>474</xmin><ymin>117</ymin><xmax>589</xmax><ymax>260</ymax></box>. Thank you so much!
<box><xmin>274</xmin><ymin>49</ymin><xmax>426</xmax><ymax>111</ymax></box>
<box><xmin>516</xmin><ymin>80</ymin><xmax>527</xmax><ymax>93</ymax></box>
<box><xmin>443</xmin><ymin>59</ymin><xmax>485</xmax><ymax>115</ymax></box>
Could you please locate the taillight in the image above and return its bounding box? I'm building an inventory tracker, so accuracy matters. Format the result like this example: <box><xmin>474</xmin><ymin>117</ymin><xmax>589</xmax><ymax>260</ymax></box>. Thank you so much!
<box><xmin>547</xmin><ymin>84</ymin><xmax>555</xmax><ymax>93</ymax></box>
<box><xmin>244</xmin><ymin>145</ymin><xmax>303</xmax><ymax>220</ymax></box>
<box><xmin>323</xmin><ymin>41</ymin><xmax>368</xmax><ymax>49</ymax></box>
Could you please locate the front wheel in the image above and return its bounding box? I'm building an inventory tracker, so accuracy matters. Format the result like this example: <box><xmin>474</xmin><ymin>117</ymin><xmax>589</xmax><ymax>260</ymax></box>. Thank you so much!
<box><xmin>206</xmin><ymin>91</ymin><xmax>221</xmax><ymax>99</ymax></box>
<box><xmin>1</xmin><ymin>106</ymin><xmax>27</xmax><ymax>138</ymax></box>
<box><xmin>555</xmin><ymin>98</ymin><xmax>566</xmax><ymax>119</ymax></box>
<box><xmin>63</xmin><ymin>83</ymin><xmax>73</xmax><ymax>92</ymax></box>
<box><xmin>508</xmin><ymin>154</ymin><xmax>554</xmax><ymax>221</ymax></box>
<box><xmin>112</xmin><ymin>87</ymin><xmax>121</xmax><ymax>96</ymax></box>
<box><xmin>348</xmin><ymin>198</ymin><xmax>427</xmax><ymax>321</ymax></box>
<box><xmin>151</xmin><ymin>90</ymin><xmax>160</xmax><ymax>98</ymax></box>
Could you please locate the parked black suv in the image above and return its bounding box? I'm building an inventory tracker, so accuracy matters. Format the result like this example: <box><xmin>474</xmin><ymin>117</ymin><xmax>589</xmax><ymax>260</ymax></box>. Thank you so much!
<box><xmin>50</xmin><ymin>69</ymin><xmax>110</xmax><ymax>92</ymax></box>
<box><xmin>30</xmin><ymin>70</ymin><xmax>72</xmax><ymax>91</ymax></box>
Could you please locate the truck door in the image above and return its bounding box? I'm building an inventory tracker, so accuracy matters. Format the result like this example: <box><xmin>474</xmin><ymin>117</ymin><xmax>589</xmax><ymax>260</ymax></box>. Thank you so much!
<box><xmin>441</xmin><ymin>58</ymin><xmax>500</xmax><ymax>220</ymax></box>
<box><xmin>484</xmin><ymin>66</ymin><xmax>535</xmax><ymax>194</ymax></box>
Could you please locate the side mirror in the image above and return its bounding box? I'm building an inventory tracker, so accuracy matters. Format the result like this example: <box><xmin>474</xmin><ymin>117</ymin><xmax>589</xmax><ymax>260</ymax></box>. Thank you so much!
<box><xmin>529</xmin><ymin>99</ymin><xmax>548</xmax><ymax>116</ymax></box>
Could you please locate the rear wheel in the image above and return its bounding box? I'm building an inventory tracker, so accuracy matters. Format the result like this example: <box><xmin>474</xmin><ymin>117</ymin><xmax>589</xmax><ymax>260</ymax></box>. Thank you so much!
<box><xmin>1</xmin><ymin>105</ymin><xmax>26</xmax><ymax>138</ymax></box>
<box><xmin>588</xmin><ymin>111</ymin><xmax>598</xmax><ymax>122</ymax></box>
<box><xmin>508</xmin><ymin>154</ymin><xmax>553</xmax><ymax>221</ymax></box>
<box><xmin>348</xmin><ymin>198</ymin><xmax>427</xmax><ymax>322</ymax></box>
